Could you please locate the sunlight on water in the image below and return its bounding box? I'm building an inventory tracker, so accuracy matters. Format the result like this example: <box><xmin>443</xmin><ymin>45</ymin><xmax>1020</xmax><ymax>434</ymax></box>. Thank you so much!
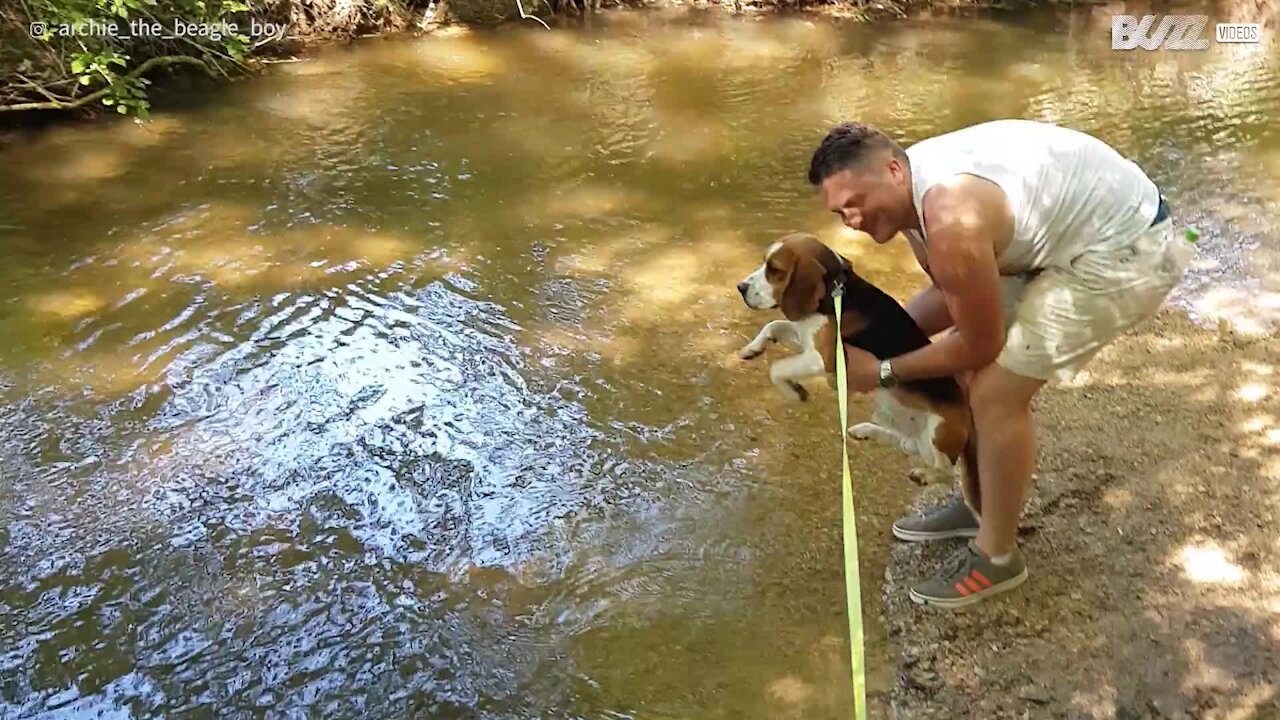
<box><xmin>0</xmin><ymin>5</ymin><xmax>1277</xmax><ymax>718</ymax></box>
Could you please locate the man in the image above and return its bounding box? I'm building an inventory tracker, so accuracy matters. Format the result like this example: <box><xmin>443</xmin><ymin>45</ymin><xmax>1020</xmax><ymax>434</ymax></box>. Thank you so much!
<box><xmin>807</xmin><ymin>119</ymin><xmax>1195</xmax><ymax>608</ymax></box>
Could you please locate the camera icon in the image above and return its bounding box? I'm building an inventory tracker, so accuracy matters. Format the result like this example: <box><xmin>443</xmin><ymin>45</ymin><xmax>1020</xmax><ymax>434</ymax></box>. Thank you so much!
<box><xmin>30</xmin><ymin>21</ymin><xmax>47</xmax><ymax>37</ymax></box>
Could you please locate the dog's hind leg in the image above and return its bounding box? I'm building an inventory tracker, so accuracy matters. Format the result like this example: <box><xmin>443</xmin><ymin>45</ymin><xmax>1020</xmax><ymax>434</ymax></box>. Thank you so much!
<box><xmin>925</xmin><ymin>404</ymin><xmax>982</xmax><ymax>516</ymax></box>
<box><xmin>849</xmin><ymin>422</ymin><xmax>915</xmax><ymax>451</ymax></box>
<box><xmin>850</xmin><ymin>389</ymin><xmax>921</xmax><ymax>452</ymax></box>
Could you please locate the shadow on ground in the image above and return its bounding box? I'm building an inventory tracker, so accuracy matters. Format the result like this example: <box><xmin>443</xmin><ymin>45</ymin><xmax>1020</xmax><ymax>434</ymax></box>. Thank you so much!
<box><xmin>885</xmin><ymin>312</ymin><xmax>1280</xmax><ymax>720</ymax></box>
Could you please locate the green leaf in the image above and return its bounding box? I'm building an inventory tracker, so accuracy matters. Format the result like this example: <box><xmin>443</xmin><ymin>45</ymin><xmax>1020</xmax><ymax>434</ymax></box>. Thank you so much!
<box><xmin>80</xmin><ymin>75</ymin><xmax>92</xmax><ymax>85</ymax></box>
<box><xmin>117</xmin><ymin>104</ymin><xmax>128</xmax><ymax>114</ymax></box>
<box><xmin>71</xmin><ymin>58</ymin><xmax>86</xmax><ymax>74</ymax></box>
<box><xmin>102</xmin><ymin>96</ymin><xmax>115</xmax><ymax>105</ymax></box>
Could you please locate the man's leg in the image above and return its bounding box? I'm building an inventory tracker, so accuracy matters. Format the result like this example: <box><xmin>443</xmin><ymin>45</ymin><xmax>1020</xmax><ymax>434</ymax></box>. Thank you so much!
<box><xmin>890</xmin><ymin>275</ymin><xmax>1030</xmax><ymax>544</ymax></box>
<box><xmin>967</xmin><ymin>363</ymin><xmax>1046</xmax><ymax>558</ymax></box>
<box><xmin>907</xmin><ymin>221</ymin><xmax>1192</xmax><ymax>607</ymax></box>
<box><xmin>903</xmin><ymin>361</ymin><xmax>1042</xmax><ymax>607</ymax></box>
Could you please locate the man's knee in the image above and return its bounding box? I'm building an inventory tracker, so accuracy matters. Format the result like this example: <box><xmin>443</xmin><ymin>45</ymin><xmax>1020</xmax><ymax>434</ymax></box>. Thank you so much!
<box><xmin>967</xmin><ymin>362</ymin><xmax>1044</xmax><ymax>422</ymax></box>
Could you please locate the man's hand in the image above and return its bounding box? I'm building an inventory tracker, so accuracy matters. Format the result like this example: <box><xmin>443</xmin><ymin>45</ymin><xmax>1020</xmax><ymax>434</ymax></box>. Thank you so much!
<box><xmin>843</xmin><ymin>345</ymin><xmax>882</xmax><ymax>393</ymax></box>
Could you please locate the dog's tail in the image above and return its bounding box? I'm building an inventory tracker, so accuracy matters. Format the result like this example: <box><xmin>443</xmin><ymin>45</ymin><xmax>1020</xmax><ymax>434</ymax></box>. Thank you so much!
<box><xmin>960</xmin><ymin>425</ymin><xmax>982</xmax><ymax>517</ymax></box>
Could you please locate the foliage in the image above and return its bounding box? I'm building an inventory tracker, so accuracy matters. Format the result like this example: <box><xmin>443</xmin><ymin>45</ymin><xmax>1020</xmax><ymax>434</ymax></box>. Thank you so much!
<box><xmin>2</xmin><ymin>0</ymin><xmax>858</xmax><ymax>118</ymax></box>
<box><xmin>2</xmin><ymin>0</ymin><xmax>266</xmax><ymax>116</ymax></box>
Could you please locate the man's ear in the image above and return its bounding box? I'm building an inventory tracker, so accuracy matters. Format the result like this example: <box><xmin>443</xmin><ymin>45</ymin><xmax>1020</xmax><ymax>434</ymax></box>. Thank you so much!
<box><xmin>779</xmin><ymin>254</ymin><xmax>825</xmax><ymax>320</ymax></box>
<box><xmin>887</xmin><ymin>156</ymin><xmax>909</xmax><ymax>188</ymax></box>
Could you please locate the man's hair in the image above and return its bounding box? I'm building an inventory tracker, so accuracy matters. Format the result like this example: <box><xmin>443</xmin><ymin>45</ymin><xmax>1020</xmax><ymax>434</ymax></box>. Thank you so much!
<box><xmin>807</xmin><ymin>122</ymin><xmax>907</xmax><ymax>185</ymax></box>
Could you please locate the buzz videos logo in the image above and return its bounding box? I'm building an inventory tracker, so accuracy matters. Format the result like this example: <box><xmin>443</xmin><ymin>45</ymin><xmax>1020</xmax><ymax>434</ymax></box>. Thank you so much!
<box><xmin>1112</xmin><ymin>15</ymin><xmax>1263</xmax><ymax>50</ymax></box>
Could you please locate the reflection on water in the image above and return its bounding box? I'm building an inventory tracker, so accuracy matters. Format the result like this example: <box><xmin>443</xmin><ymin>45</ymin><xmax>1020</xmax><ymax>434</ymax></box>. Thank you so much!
<box><xmin>1</xmin><ymin>6</ymin><xmax>1278</xmax><ymax>718</ymax></box>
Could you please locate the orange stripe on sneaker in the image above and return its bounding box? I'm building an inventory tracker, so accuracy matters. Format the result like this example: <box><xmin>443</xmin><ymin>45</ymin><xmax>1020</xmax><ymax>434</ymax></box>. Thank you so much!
<box><xmin>971</xmin><ymin>570</ymin><xmax>993</xmax><ymax>589</ymax></box>
<box><xmin>964</xmin><ymin>577</ymin><xmax>982</xmax><ymax>593</ymax></box>
<box><xmin>953</xmin><ymin>582</ymin><xmax>971</xmax><ymax>597</ymax></box>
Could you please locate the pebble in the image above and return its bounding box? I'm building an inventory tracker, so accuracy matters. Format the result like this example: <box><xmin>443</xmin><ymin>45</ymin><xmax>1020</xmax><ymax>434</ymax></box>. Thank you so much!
<box><xmin>1016</xmin><ymin>685</ymin><xmax>1052</xmax><ymax>704</ymax></box>
<box><xmin>904</xmin><ymin>669</ymin><xmax>944</xmax><ymax>691</ymax></box>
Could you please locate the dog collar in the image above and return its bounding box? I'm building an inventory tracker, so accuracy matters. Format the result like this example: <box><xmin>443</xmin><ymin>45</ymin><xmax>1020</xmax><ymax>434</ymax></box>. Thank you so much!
<box><xmin>819</xmin><ymin>266</ymin><xmax>856</xmax><ymax>318</ymax></box>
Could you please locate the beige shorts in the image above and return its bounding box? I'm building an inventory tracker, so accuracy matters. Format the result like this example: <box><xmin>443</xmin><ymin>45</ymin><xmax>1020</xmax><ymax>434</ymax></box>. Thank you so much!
<box><xmin>994</xmin><ymin>218</ymin><xmax>1197</xmax><ymax>384</ymax></box>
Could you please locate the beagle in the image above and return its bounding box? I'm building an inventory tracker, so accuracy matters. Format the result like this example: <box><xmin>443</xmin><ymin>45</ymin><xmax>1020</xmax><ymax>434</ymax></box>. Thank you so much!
<box><xmin>736</xmin><ymin>232</ymin><xmax>982</xmax><ymax>512</ymax></box>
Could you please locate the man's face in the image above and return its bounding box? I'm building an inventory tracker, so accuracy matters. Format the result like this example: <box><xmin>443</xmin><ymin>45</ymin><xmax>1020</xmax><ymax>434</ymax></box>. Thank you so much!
<box><xmin>819</xmin><ymin>159</ymin><xmax>907</xmax><ymax>245</ymax></box>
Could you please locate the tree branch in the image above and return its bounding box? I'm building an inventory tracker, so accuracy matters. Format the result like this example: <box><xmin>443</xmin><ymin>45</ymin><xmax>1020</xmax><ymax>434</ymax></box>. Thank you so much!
<box><xmin>516</xmin><ymin>0</ymin><xmax>551</xmax><ymax>28</ymax></box>
<box><xmin>0</xmin><ymin>55</ymin><xmax>215</xmax><ymax>113</ymax></box>
<box><xmin>16</xmin><ymin>0</ymin><xmax>70</xmax><ymax>74</ymax></box>
<box><xmin>16</xmin><ymin>73</ymin><xmax>73</xmax><ymax>103</ymax></box>
<box><xmin>138</xmin><ymin>8</ymin><xmax>247</xmax><ymax>77</ymax></box>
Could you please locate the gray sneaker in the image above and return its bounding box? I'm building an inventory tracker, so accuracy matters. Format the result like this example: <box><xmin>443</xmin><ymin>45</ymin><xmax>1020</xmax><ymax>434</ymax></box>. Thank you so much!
<box><xmin>909</xmin><ymin>540</ymin><xmax>1028</xmax><ymax>608</ymax></box>
<box><xmin>891</xmin><ymin>495</ymin><xmax>980</xmax><ymax>542</ymax></box>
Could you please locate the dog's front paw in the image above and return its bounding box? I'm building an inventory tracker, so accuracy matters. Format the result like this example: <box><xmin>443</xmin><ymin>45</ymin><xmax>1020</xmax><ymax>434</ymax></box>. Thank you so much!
<box><xmin>907</xmin><ymin>468</ymin><xmax>929</xmax><ymax>485</ymax></box>
<box><xmin>738</xmin><ymin>343</ymin><xmax>766</xmax><ymax>360</ymax></box>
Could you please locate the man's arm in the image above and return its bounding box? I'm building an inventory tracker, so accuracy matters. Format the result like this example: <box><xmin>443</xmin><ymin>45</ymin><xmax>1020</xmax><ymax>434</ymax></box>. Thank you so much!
<box><xmin>903</xmin><ymin>224</ymin><xmax>954</xmax><ymax>337</ymax></box>
<box><xmin>904</xmin><ymin>284</ymin><xmax>953</xmax><ymax>338</ymax></box>
<box><xmin>887</xmin><ymin>178</ymin><xmax>1011</xmax><ymax>382</ymax></box>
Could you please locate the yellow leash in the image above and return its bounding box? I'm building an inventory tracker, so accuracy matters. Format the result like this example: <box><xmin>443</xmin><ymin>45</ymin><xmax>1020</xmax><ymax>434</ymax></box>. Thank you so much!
<box><xmin>833</xmin><ymin>284</ymin><xmax>868</xmax><ymax>720</ymax></box>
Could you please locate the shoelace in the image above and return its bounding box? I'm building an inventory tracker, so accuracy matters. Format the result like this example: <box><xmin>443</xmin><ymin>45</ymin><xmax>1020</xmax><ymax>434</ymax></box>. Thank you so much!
<box><xmin>937</xmin><ymin>543</ymin><xmax>977</xmax><ymax>580</ymax></box>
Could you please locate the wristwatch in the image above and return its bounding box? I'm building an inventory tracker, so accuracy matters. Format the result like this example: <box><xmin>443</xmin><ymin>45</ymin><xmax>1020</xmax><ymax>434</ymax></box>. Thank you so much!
<box><xmin>878</xmin><ymin>359</ymin><xmax>898</xmax><ymax>388</ymax></box>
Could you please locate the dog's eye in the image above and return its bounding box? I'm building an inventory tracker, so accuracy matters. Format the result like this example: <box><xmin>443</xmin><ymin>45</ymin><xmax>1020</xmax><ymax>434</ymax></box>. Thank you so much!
<box><xmin>765</xmin><ymin>263</ymin><xmax>781</xmax><ymax>278</ymax></box>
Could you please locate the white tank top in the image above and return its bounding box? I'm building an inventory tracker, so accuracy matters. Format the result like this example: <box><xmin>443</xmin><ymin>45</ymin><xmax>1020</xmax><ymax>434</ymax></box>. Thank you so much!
<box><xmin>904</xmin><ymin>119</ymin><xmax>1161</xmax><ymax>274</ymax></box>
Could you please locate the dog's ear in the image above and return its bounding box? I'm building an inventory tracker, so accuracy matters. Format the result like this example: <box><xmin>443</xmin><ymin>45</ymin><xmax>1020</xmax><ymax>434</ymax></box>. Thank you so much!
<box><xmin>778</xmin><ymin>251</ymin><xmax>825</xmax><ymax>321</ymax></box>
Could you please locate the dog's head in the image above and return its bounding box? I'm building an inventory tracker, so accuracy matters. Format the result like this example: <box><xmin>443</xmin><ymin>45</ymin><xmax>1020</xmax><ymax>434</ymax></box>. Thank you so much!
<box><xmin>737</xmin><ymin>233</ymin><xmax>850</xmax><ymax>320</ymax></box>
